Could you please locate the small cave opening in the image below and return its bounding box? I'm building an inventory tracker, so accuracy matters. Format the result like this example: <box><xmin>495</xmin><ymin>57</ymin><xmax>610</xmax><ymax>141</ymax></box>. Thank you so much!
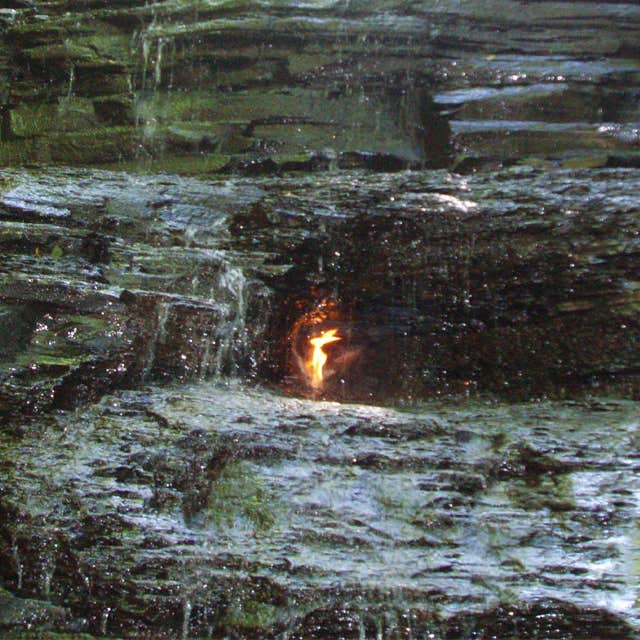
<box><xmin>261</xmin><ymin>274</ymin><xmax>438</xmax><ymax>404</ymax></box>
<box><xmin>254</xmin><ymin>207</ymin><xmax>461</xmax><ymax>403</ymax></box>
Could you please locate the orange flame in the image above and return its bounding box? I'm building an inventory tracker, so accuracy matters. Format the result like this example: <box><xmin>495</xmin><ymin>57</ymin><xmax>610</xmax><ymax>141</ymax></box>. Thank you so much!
<box><xmin>307</xmin><ymin>328</ymin><xmax>341</xmax><ymax>389</ymax></box>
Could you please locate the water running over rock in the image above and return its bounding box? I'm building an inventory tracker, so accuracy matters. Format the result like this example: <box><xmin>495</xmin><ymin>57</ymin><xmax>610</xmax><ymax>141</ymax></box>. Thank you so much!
<box><xmin>1</xmin><ymin>381</ymin><xmax>640</xmax><ymax>638</ymax></box>
<box><xmin>1</xmin><ymin>1</ymin><xmax>640</xmax><ymax>638</ymax></box>
<box><xmin>0</xmin><ymin>162</ymin><xmax>639</xmax><ymax>639</ymax></box>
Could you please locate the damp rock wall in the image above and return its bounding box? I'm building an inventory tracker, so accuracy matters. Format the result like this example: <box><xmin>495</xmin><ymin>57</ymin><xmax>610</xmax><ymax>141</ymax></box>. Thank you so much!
<box><xmin>1</xmin><ymin>1</ymin><xmax>639</xmax><ymax>170</ymax></box>
<box><xmin>1</xmin><ymin>165</ymin><xmax>638</xmax><ymax>413</ymax></box>
<box><xmin>0</xmin><ymin>2</ymin><xmax>639</xmax><ymax>408</ymax></box>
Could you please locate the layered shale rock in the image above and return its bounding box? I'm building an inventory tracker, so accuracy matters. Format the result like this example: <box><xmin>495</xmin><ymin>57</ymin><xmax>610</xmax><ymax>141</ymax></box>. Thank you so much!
<box><xmin>1</xmin><ymin>6</ymin><xmax>640</xmax><ymax>639</ymax></box>
<box><xmin>1</xmin><ymin>165</ymin><xmax>639</xmax><ymax>409</ymax></box>
<box><xmin>1</xmin><ymin>1</ymin><xmax>639</xmax><ymax>170</ymax></box>
<box><xmin>0</xmin><ymin>0</ymin><xmax>451</xmax><ymax>169</ymax></box>
<box><xmin>244</xmin><ymin>168</ymin><xmax>640</xmax><ymax>399</ymax></box>
<box><xmin>1</xmin><ymin>384</ymin><xmax>639</xmax><ymax>638</ymax></box>
<box><xmin>0</xmin><ymin>168</ymin><xmax>273</xmax><ymax>423</ymax></box>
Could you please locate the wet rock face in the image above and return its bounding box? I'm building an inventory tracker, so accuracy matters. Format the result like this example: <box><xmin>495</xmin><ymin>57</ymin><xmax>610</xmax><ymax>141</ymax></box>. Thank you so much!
<box><xmin>1</xmin><ymin>165</ymin><xmax>639</xmax><ymax>411</ymax></box>
<box><xmin>0</xmin><ymin>3</ymin><xmax>640</xmax><ymax>639</ymax></box>
<box><xmin>0</xmin><ymin>169</ymin><xmax>272</xmax><ymax>423</ymax></box>
<box><xmin>0</xmin><ymin>167</ymin><xmax>638</xmax><ymax>637</ymax></box>
<box><xmin>1</xmin><ymin>384</ymin><xmax>640</xmax><ymax>638</ymax></box>
<box><xmin>0</xmin><ymin>0</ymin><xmax>453</xmax><ymax>169</ymax></box>
<box><xmin>1</xmin><ymin>1</ymin><xmax>639</xmax><ymax>170</ymax></box>
<box><xmin>259</xmin><ymin>168</ymin><xmax>640</xmax><ymax>400</ymax></box>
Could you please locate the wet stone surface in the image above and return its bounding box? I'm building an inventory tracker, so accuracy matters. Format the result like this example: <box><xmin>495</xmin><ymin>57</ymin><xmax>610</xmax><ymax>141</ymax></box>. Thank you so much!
<box><xmin>0</xmin><ymin>176</ymin><xmax>637</xmax><ymax>491</ymax></box>
<box><xmin>1</xmin><ymin>165</ymin><xmax>639</xmax><ymax>409</ymax></box>
<box><xmin>1</xmin><ymin>0</ymin><xmax>639</xmax><ymax>170</ymax></box>
<box><xmin>1</xmin><ymin>3</ymin><xmax>640</xmax><ymax>636</ymax></box>
<box><xmin>0</xmin><ymin>381</ymin><xmax>639</xmax><ymax>638</ymax></box>
<box><xmin>0</xmin><ymin>167</ymin><xmax>274</xmax><ymax>423</ymax></box>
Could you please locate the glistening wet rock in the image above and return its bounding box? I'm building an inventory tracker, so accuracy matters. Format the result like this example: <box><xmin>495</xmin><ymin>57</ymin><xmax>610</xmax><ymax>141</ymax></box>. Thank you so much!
<box><xmin>444</xmin><ymin>600</ymin><xmax>638</xmax><ymax>640</ymax></box>
<box><xmin>1</xmin><ymin>382</ymin><xmax>639</xmax><ymax>637</ymax></box>
<box><xmin>1</xmin><ymin>165</ymin><xmax>639</xmax><ymax>408</ymax></box>
<box><xmin>0</xmin><ymin>168</ymin><xmax>273</xmax><ymax>423</ymax></box>
<box><xmin>1</xmin><ymin>3</ymin><xmax>639</xmax><ymax>639</ymax></box>
<box><xmin>0</xmin><ymin>588</ymin><xmax>68</xmax><ymax>631</ymax></box>
<box><xmin>259</xmin><ymin>167</ymin><xmax>640</xmax><ymax>399</ymax></box>
<box><xmin>2</xmin><ymin>1</ymin><xmax>639</xmax><ymax>170</ymax></box>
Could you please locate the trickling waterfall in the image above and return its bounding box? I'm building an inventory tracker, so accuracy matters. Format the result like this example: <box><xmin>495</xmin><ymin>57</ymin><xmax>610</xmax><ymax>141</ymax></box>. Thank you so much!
<box><xmin>2</xmin><ymin>1</ymin><xmax>640</xmax><ymax>638</ymax></box>
<box><xmin>11</xmin><ymin>537</ymin><xmax>22</xmax><ymax>591</ymax></box>
<box><xmin>358</xmin><ymin>614</ymin><xmax>367</xmax><ymax>640</ymax></box>
<box><xmin>142</xmin><ymin>300</ymin><xmax>173</xmax><ymax>380</ymax></box>
<box><xmin>211</xmin><ymin>264</ymin><xmax>248</xmax><ymax>376</ymax></box>
<box><xmin>134</xmin><ymin>15</ymin><xmax>174</xmax><ymax>144</ymax></box>
<box><xmin>136</xmin><ymin>253</ymin><xmax>267</xmax><ymax>381</ymax></box>
<box><xmin>100</xmin><ymin>608</ymin><xmax>111</xmax><ymax>636</ymax></box>
<box><xmin>197</xmin><ymin>258</ymin><xmax>269</xmax><ymax>378</ymax></box>
<box><xmin>66</xmin><ymin>64</ymin><xmax>75</xmax><ymax>100</ymax></box>
<box><xmin>140</xmin><ymin>36</ymin><xmax>151</xmax><ymax>95</ymax></box>
<box><xmin>182</xmin><ymin>598</ymin><xmax>192</xmax><ymax>640</ymax></box>
<box><xmin>39</xmin><ymin>557</ymin><xmax>53</xmax><ymax>599</ymax></box>
<box><xmin>154</xmin><ymin>38</ymin><xmax>165</xmax><ymax>90</ymax></box>
<box><xmin>197</xmin><ymin>314</ymin><xmax>219</xmax><ymax>380</ymax></box>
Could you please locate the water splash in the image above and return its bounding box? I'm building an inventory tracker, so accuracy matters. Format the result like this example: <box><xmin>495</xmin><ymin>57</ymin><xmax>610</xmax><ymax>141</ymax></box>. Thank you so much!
<box><xmin>40</xmin><ymin>558</ymin><xmax>54</xmax><ymax>599</ymax></box>
<box><xmin>155</xmin><ymin>38</ymin><xmax>165</xmax><ymax>89</ymax></box>
<box><xmin>66</xmin><ymin>64</ymin><xmax>75</xmax><ymax>99</ymax></box>
<box><xmin>211</xmin><ymin>264</ymin><xmax>248</xmax><ymax>376</ymax></box>
<box><xmin>100</xmin><ymin>607</ymin><xmax>111</xmax><ymax>635</ymax></box>
<box><xmin>358</xmin><ymin>614</ymin><xmax>367</xmax><ymax>640</ymax></box>
<box><xmin>141</xmin><ymin>36</ymin><xmax>151</xmax><ymax>92</ymax></box>
<box><xmin>197</xmin><ymin>314</ymin><xmax>219</xmax><ymax>379</ymax></box>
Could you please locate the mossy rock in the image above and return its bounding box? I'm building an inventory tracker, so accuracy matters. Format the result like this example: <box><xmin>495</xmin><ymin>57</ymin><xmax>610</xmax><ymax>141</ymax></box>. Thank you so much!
<box><xmin>193</xmin><ymin>461</ymin><xmax>277</xmax><ymax>533</ymax></box>
<box><xmin>93</xmin><ymin>95</ymin><xmax>135</xmax><ymax>126</ymax></box>
<box><xmin>222</xmin><ymin>599</ymin><xmax>281</xmax><ymax>632</ymax></box>
<box><xmin>163</xmin><ymin>122</ymin><xmax>251</xmax><ymax>154</ymax></box>
<box><xmin>12</xmin><ymin>311</ymin><xmax>118</xmax><ymax>370</ymax></box>
<box><xmin>10</xmin><ymin>99</ymin><xmax>98</xmax><ymax>137</ymax></box>
<box><xmin>560</xmin><ymin>154</ymin><xmax>609</xmax><ymax>169</ymax></box>
<box><xmin>454</xmin><ymin>127</ymin><xmax>617</xmax><ymax>161</ymax></box>
<box><xmin>77</xmin><ymin>30</ymin><xmax>134</xmax><ymax>66</ymax></box>
<box><xmin>7</xmin><ymin>23</ymin><xmax>67</xmax><ymax>48</ymax></box>
<box><xmin>104</xmin><ymin>152</ymin><xmax>230</xmax><ymax>175</ymax></box>
<box><xmin>75</xmin><ymin>71</ymin><xmax>132</xmax><ymax>98</ymax></box>
<box><xmin>0</xmin><ymin>138</ymin><xmax>46</xmax><ymax>165</ymax></box>
<box><xmin>21</xmin><ymin>43</ymin><xmax>100</xmax><ymax>67</ymax></box>
<box><xmin>272</xmin><ymin>152</ymin><xmax>331</xmax><ymax>172</ymax></box>
<box><xmin>49</xmin><ymin>126</ymin><xmax>141</xmax><ymax>164</ymax></box>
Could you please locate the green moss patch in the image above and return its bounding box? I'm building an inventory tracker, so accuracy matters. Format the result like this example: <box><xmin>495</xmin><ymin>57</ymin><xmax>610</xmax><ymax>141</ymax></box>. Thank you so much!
<box><xmin>50</xmin><ymin>126</ymin><xmax>141</xmax><ymax>164</ymax></box>
<box><xmin>203</xmin><ymin>461</ymin><xmax>277</xmax><ymax>534</ymax></box>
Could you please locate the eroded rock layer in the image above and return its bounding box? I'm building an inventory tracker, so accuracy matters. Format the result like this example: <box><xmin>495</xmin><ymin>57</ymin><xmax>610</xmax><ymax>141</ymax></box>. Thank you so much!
<box><xmin>1</xmin><ymin>384</ymin><xmax>640</xmax><ymax>639</ymax></box>
<box><xmin>1</xmin><ymin>1</ymin><xmax>639</xmax><ymax>169</ymax></box>
<box><xmin>1</xmin><ymin>3</ymin><xmax>640</xmax><ymax>639</ymax></box>
<box><xmin>1</xmin><ymin>166</ymin><xmax>638</xmax><ymax>408</ymax></box>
